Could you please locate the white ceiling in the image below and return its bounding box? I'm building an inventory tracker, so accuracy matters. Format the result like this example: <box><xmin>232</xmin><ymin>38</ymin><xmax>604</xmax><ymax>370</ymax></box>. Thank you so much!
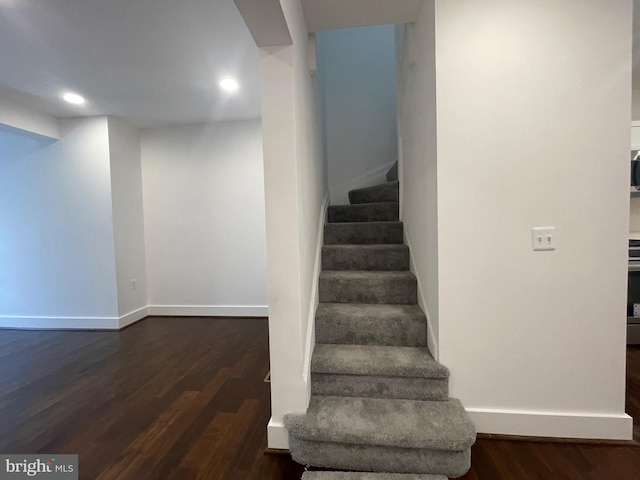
<box><xmin>1</xmin><ymin>0</ymin><xmax>639</xmax><ymax>129</ymax></box>
<box><xmin>0</xmin><ymin>0</ymin><xmax>261</xmax><ymax>128</ymax></box>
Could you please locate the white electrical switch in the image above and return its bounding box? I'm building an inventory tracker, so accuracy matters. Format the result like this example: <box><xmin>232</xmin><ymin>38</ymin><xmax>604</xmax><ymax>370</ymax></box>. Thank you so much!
<box><xmin>532</xmin><ymin>227</ymin><xmax>556</xmax><ymax>251</ymax></box>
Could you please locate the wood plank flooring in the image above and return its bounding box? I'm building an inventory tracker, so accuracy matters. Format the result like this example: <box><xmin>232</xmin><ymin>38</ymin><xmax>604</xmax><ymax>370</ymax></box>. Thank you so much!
<box><xmin>0</xmin><ymin>317</ymin><xmax>303</xmax><ymax>480</ymax></box>
<box><xmin>0</xmin><ymin>318</ymin><xmax>639</xmax><ymax>479</ymax></box>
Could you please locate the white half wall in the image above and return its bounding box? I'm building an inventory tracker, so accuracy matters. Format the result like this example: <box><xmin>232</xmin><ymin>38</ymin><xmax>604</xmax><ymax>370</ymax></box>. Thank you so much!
<box><xmin>0</xmin><ymin>117</ymin><xmax>119</xmax><ymax>324</ymax></box>
<box><xmin>108</xmin><ymin>117</ymin><xmax>148</xmax><ymax>318</ymax></box>
<box><xmin>396</xmin><ymin>5</ymin><xmax>440</xmax><ymax>357</ymax></box>
<box><xmin>317</xmin><ymin>25</ymin><xmax>398</xmax><ymax>205</ymax></box>
<box><xmin>434</xmin><ymin>0</ymin><xmax>632</xmax><ymax>439</ymax></box>
<box><xmin>249</xmin><ymin>0</ymin><xmax>329</xmax><ymax>449</ymax></box>
<box><xmin>140</xmin><ymin>120</ymin><xmax>268</xmax><ymax>314</ymax></box>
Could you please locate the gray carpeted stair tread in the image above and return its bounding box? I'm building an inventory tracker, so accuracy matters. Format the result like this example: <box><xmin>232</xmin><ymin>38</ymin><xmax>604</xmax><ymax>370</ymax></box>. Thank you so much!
<box><xmin>290</xmin><ymin>173</ymin><xmax>474</xmax><ymax>477</ymax></box>
<box><xmin>321</xmin><ymin>271</ymin><xmax>415</xmax><ymax>279</ymax></box>
<box><xmin>324</xmin><ymin>222</ymin><xmax>404</xmax><ymax>245</ymax></box>
<box><xmin>302</xmin><ymin>472</ymin><xmax>447</xmax><ymax>480</ymax></box>
<box><xmin>319</xmin><ymin>271</ymin><xmax>417</xmax><ymax>304</ymax></box>
<box><xmin>311</xmin><ymin>372</ymin><xmax>448</xmax><ymax>401</ymax></box>
<box><xmin>311</xmin><ymin>345</ymin><xmax>449</xmax><ymax>401</ymax></box>
<box><xmin>386</xmin><ymin>163</ymin><xmax>398</xmax><ymax>182</ymax></box>
<box><xmin>315</xmin><ymin>303</ymin><xmax>427</xmax><ymax>347</ymax></box>
<box><xmin>285</xmin><ymin>395</ymin><xmax>476</xmax><ymax>451</ymax></box>
<box><xmin>349</xmin><ymin>181</ymin><xmax>399</xmax><ymax>204</ymax></box>
<box><xmin>328</xmin><ymin>202</ymin><xmax>399</xmax><ymax>223</ymax></box>
<box><xmin>312</xmin><ymin>344</ymin><xmax>448</xmax><ymax>379</ymax></box>
<box><xmin>322</xmin><ymin>244</ymin><xmax>409</xmax><ymax>271</ymax></box>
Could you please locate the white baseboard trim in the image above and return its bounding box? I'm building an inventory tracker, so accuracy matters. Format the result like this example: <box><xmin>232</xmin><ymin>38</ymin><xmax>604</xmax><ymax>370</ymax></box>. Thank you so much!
<box><xmin>0</xmin><ymin>305</ymin><xmax>268</xmax><ymax>330</ymax></box>
<box><xmin>425</xmin><ymin>315</ymin><xmax>437</xmax><ymax>360</ymax></box>
<box><xmin>267</xmin><ymin>417</ymin><xmax>289</xmax><ymax>450</ymax></box>
<box><xmin>119</xmin><ymin>306</ymin><xmax>149</xmax><ymax>329</ymax></box>
<box><xmin>0</xmin><ymin>315</ymin><xmax>120</xmax><ymax>330</ymax></box>
<box><xmin>404</xmin><ymin>227</ymin><xmax>438</xmax><ymax>360</ymax></box>
<box><xmin>329</xmin><ymin>161</ymin><xmax>396</xmax><ymax>205</ymax></box>
<box><xmin>467</xmin><ymin>408</ymin><xmax>633</xmax><ymax>441</ymax></box>
<box><xmin>147</xmin><ymin>305</ymin><xmax>269</xmax><ymax>317</ymax></box>
<box><xmin>302</xmin><ymin>192</ymin><xmax>330</xmax><ymax>404</ymax></box>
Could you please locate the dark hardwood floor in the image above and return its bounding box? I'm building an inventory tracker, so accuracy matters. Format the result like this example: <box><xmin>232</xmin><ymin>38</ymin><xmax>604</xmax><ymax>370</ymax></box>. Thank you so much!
<box><xmin>0</xmin><ymin>318</ymin><xmax>638</xmax><ymax>479</ymax></box>
<box><xmin>0</xmin><ymin>317</ymin><xmax>303</xmax><ymax>479</ymax></box>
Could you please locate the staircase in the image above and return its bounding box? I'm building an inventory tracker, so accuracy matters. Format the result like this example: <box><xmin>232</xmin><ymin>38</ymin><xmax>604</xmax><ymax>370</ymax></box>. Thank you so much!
<box><xmin>284</xmin><ymin>165</ymin><xmax>476</xmax><ymax>479</ymax></box>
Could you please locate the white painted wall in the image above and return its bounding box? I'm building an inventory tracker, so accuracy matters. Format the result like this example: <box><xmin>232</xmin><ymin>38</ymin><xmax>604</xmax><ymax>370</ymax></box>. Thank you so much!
<box><xmin>317</xmin><ymin>25</ymin><xmax>397</xmax><ymax>205</ymax></box>
<box><xmin>0</xmin><ymin>95</ymin><xmax>60</xmax><ymax>140</ymax></box>
<box><xmin>632</xmin><ymin>90</ymin><xmax>640</xmax><ymax>121</ymax></box>
<box><xmin>140</xmin><ymin>120</ymin><xmax>268</xmax><ymax>316</ymax></box>
<box><xmin>293</xmin><ymin>32</ymin><xmax>328</xmax><ymax>382</ymax></box>
<box><xmin>108</xmin><ymin>117</ymin><xmax>148</xmax><ymax>321</ymax></box>
<box><xmin>0</xmin><ymin>113</ymin><xmax>270</xmax><ymax>327</ymax></box>
<box><xmin>0</xmin><ymin>117</ymin><xmax>120</xmax><ymax>327</ymax></box>
<box><xmin>396</xmin><ymin>5</ymin><xmax>439</xmax><ymax>358</ymax></box>
<box><xmin>432</xmin><ymin>0</ymin><xmax>632</xmax><ymax>439</ymax></box>
<box><xmin>255</xmin><ymin>0</ymin><xmax>328</xmax><ymax>449</ymax></box>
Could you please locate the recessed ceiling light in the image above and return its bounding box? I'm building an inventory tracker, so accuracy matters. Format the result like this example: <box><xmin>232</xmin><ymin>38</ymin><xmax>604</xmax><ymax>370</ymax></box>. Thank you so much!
<box><xmin>219</xmin><ymin>77</ymin><xmax>239</xmax><ymax>93</ymax></box>
<box><xmin>62</xmin><ymin>92</ymin><xmax>86</xmax><ymax>105</ymax></box>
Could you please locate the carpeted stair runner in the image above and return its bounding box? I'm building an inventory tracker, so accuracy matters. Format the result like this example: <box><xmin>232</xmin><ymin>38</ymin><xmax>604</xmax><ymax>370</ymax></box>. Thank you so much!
<box><xmin>319</xmin><ymin>271</ymin><xmax>417</xmax><ymax>305</ymax></box>
<box><xmin>311</xmin><ymin>344</ymin><xmax>449</xmax><ymax>401</ymax></box>
<box><xmin>328</xmin><ymin>202</ymin><xmax>399</xmax><ymax>223</ymax></box>
<box><xmin>349</xmin><ymin>181</ymin><xmax>399</xmax><ymax>204</ymax></box>
<box><xmin>287</xmin><ymin>163</ymin><xmax>475</xmax><ymax>479</ymax></box>
<box><xmin>322</xmin><ymin>244</ymin><xmax>409</xmax><ymax>271</ymax></box>
<box><xmin>315</xmin><ymin>303</ymin><xmax>427</xmax><ymax>347</ymax></box>
<box><xmin>324</xmin><ymin>221</ymin><xmax>404</xmax><ymax>245</ymax></box>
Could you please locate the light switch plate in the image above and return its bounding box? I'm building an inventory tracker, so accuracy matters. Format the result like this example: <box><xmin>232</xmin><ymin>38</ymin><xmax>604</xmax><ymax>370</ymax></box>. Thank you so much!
<box><xmin>532</xmin><ymin>227</ymin><xmax>556</xmax><ymax>251</ymax></box>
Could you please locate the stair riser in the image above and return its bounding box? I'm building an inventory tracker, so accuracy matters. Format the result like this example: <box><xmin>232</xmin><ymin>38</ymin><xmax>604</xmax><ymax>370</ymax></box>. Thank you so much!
<box><xmin>311</xmin><ymin>374</ymin><xmax>448</xmax><ymax>401</ymax></box>
<box><xmin>302</xmin><ymin>473</ymin><xmax>447</xmax><ymax>480</ymax></box>
<box><xmin>349</xmin><ymin>184</ymin><xmax>399</xmax><ymax>204</ymax></box>
<box><xmin>328</xmin><ymin>204</ymin><xmax>399</xmax><ymax>223</ymax></box>
<box><xmin>315</xmin><ymin>316</ymin><xmax>427</xmax><ymax>347</ymax></box>
<box><xmin>289</xmin><ymin>437</ymin><xmax>471</xmax><ymax>479</ymax></box>
<box><xmin>319</xmin><ymin>277</ymin><xmax>417</xmax><ymax>304</ymax></box>
<box><xmin>322</xmin><ymin>247</ymin><xmax>409</xmax><ymax>271</ymax></box>
<box><xmin>324</xmin><ymin>223</ymin><xmax>404</xmax><ymax>245</ymax></box>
